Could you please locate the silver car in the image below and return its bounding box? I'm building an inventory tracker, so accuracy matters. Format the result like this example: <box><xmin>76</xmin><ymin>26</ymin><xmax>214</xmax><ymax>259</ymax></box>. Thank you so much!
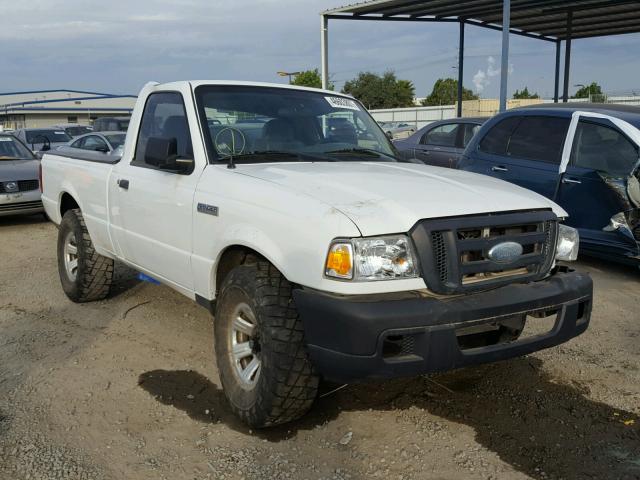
<box><xmin>379</xmin><ymin>121</ymin><xmax>416</xmax><ymax>140</ymax></box>
<box><xmin>13</xmin><ymin>128</ymin><xmax>73</xmax><ymax>155</ymax></box>
<box><xmin>56</xmin><ymin>131</ymin><xmax>126</xmax><ymax>159</ymax></box>
<box><xmin>0</xmin><ymin>134</ymin><xmax>43</xmax><ymax>217</ymax></box>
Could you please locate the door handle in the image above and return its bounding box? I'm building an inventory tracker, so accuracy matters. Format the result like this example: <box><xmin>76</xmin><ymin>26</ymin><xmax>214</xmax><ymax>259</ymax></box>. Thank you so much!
<box><xmin>491</xmin><ymin>165</ymin><xmax>508</xmax><ymax>172</ymax></box>
<box><xmin>117</xmin><ymin>179</ymin><xmax>129</xmax><ymax>190</ymax></box>
<box><xmin>562</xmin><ymin>177</ymin><xmax>581</xmax><ymax>185</ymax></box>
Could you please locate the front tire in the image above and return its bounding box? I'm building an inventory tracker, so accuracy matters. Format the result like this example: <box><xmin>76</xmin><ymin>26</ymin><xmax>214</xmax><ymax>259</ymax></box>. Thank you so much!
<box><xmin>57</xmin><ymin>209</ymin><xmax>114</xmax><ymax>303</ymax></box>
<box><xmin>214</xmin><ymin>260</ymin><xmax>319</xmax><ymax>427</ymax></box>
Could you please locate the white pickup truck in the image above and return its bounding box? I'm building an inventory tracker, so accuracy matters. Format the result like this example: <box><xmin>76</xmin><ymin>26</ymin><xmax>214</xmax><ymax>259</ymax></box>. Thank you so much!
<box><xmin>41</xmin><ymin>80</ymin><xmax>593</xmax><ymax>427</ymax></box>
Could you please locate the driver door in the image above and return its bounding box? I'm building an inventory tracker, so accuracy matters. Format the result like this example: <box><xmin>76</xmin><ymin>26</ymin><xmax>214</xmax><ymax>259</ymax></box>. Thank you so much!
<box><xmin>109</xmin><ymin>88</ymin><xmax>202</xmax><ymax>291</ymax></box>
<box><xmin>414</xmin><ymin>123</ymin><xmax>461</xmax><ymax>168</ymax></box>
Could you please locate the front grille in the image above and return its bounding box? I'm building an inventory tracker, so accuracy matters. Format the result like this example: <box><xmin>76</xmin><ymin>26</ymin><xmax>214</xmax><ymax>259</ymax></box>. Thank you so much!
<box><xmin>18</xmin><ymin>180</ymin><xmax>39</xmax><ymax>192</ymax></box>
<box><xmin>0</xmin><ymin>200</ymin><xmax>43</xmax><ymax>212</ymax></box>
<box><xmin>411</xmin><ymin>210</ymin><xmax>558</xmax><ymax>294</ymax></box>
<box><xmin>431</xmin><ymin>231</ymin><xmax>448</xmax><ymax>283</ymax></box>
<box><xmin>0</xmin><ymin>179</ymin><xmax>39</xmax><ymax>193</ymax></box>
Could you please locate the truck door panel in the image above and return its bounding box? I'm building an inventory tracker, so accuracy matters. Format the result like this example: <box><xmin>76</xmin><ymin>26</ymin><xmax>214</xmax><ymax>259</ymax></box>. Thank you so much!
<box><xmin>109</xmin><ymin>89</ymin><xmax>200</xmax><ymax>290</ymax></box>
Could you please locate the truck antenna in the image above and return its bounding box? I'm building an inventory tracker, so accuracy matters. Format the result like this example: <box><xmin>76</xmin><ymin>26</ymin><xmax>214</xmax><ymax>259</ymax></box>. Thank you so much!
<box><xmin>227</xmin><ymin>152</ymin><xmax>236</xmax><ymax>169</ymax></box>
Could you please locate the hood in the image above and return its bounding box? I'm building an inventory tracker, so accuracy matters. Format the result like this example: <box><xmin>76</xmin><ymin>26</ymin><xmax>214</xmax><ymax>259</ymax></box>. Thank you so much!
<box><xmin>0</xmin><ymin>159</ymin><xmax>40</xmax><ymax>181</ymax></box>
<box><xmin>235</xmin><ymin>161</ymin><xmax>567</xmax><ymax>236</ymax></box>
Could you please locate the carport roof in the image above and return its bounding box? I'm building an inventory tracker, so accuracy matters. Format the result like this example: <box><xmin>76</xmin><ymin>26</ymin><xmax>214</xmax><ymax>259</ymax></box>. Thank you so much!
<box><xmin>323</xmin><ymin>0</ymin><xmax>640</xmax><ymax>41</ymax></box>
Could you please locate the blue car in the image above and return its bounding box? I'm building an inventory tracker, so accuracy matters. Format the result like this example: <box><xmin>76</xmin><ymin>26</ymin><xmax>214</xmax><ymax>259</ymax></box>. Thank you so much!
<box><xmin>459</xmin><ymin>104</ymin><xmax>640</xmax><ymax>266</ymax></box>
<box><xmin>393</xmin><ymin>117</ymin><xmax>487</xmax><ymax>168</ymax></box>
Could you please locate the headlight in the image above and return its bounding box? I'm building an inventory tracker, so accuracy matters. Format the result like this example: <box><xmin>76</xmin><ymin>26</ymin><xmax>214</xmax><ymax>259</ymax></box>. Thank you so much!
<box><xmin>325</xmin><ymin>235</ymin><xmax>419</xmax><ymax>281</ymax></box>
<box><xmin>555</xmin><ymin>224</ymin><xmax>579</xmax><ymax>262</ymax></box>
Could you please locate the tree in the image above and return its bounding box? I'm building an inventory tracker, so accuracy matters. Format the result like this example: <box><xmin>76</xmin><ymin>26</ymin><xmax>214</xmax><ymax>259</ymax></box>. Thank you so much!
<box><xmin>421</xmin><ymin>78</ymin><xmax>478</xmax><ymax>106</ymax></box>
<box><xmin>291</xmin><ymin>69</ymin><xmax>332</xmax><ymax>90</ymax></box>
<box><xmin>512</xmin><ymin>87</ymin><xmax>539</xmax><ymax>99</ymax></box>
<box><xmin>572</xmin><ymin>82</ymin><xmax>604</xmax><ymax>102</ymax></box>
<box><xmin>342</xmin><ymin>71</ymin><xmax>415</xmax><ymax>109</ymax></box>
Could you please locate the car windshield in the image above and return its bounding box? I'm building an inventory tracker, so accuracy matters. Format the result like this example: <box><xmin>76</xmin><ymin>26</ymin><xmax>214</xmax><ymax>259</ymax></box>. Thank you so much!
<box><xmin>25</xmin><ymin>129</ymin><xmax>71</xmax><ymax>144</ymax></box>
<box><xmin>195</xmin><ymin>85</ymin><xmax>397</xmax><ymax>163</ymax></box>
<box><xmin>0</xmin><ymin>135</ymin><xmax>36</xmax><ymax>160</ymax></box>
<box><xmin>65</xmin><ymin>126</ymin><xmax>92</xmax><ymax>137</ymax></box>
<box><xmin>105</xmin><ymin>133</ymin><xmax>126</xmax><ymax>149</ymax></box>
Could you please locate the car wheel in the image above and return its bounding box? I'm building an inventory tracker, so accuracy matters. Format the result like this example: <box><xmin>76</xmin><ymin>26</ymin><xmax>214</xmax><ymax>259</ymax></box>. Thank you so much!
<box><xmin>57</xmin><ymin>208</ymin><xmax>114</xmax><ymax>303</ymax></box>
<box><xmin>214</xmin><ymin>259</ymin><xmax>319</xmax><ymax>427</ymax></box>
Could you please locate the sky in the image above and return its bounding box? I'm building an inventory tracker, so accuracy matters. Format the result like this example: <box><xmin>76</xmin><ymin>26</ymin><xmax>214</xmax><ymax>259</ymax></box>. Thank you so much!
<box><xmin>1</xmin><ymin>0</ymin><xmax>639</xmax><ymax>99</ymax></box>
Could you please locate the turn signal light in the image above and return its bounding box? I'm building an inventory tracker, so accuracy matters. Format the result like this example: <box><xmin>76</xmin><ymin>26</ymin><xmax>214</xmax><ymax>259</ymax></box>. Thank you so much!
<box><xmin>325</xmin><ymin>243</ymin><xmax>353</xmax><ymax>279</ymax></box>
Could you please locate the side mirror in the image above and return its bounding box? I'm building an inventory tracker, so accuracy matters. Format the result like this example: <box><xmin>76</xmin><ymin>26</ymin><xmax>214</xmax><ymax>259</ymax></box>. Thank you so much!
<box><xmin>40</xmin><ymin>144</ymin><xmax>51</xmax><ymax>152</ymax></box>
<box><xmin>144</xmin><ymin>137</ymin><xmax>193</xmax><ymax>173</ymax></box>
<box><xmin>95</xmin><ymin>145</ymin><xmax>110</xmax><ymax>153</ymax></box>
<box><xmin>385</xmin><ymin>131</ymin><xmax>393</xmax><ymax>140</ymax></box>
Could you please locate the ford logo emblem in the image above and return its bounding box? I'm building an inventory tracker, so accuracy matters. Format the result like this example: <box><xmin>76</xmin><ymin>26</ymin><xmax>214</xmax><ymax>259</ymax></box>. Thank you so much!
<box><xmin>487</xmin><ymin>241</ymin><xmax>523</xmax><ymax>264</ymax></box>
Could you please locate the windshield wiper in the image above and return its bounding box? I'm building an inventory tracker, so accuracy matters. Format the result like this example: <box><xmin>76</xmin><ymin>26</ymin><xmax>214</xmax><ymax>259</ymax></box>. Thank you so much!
<box><xmin>223</xmin><ymin>150</ymin><xmax>331</xmax><ymax>165</ymax></box>
<box><xmin>325</xmin><ymin>148</ymin><xmax>398</xmax><ymax>161</ymax></box>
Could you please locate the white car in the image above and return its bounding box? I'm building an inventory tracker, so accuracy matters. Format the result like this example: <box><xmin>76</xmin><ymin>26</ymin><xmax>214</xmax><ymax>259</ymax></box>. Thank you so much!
<box><xmin>41</xmin><ymin>80</ymin><xmax>592</xmax><ymax>428</ymax></box>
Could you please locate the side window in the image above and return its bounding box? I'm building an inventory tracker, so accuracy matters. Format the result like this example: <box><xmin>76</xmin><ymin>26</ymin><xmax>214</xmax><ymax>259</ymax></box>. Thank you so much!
<box><xmin>421</xmin><ymin>123</ymin><xmax>460</xmax><ymax>147</ymax></box>
<box><xmin>71</xmin><ymin>138</ymin><xmax>85</xmax><ymax>148</ymax></box>
<box><xmin>133</xmin><ymin>92</ymin><xmax>193</xmax><ymax>169</ymax></box>
<box><xmin>463</xmin><ymin>124</ymin><xmax>481</xmax><ymax>147</ymax></box>
<box><xmin>479</xmin><ymin>116</ymin><xmax>521</xmax><ymax>155</ymax></box>
<box><xmin>571</xmin><ymin>121</ymin><xmax>638</xmax><ymax>176</ymax></box>
<box><xmin>507</xmin><ymin>116</ymin><xmax>570</xmax><ymax>163</ymax></box>
<box><xmin>82</xmin><ymin>135</ymin><xmax>108</xmax><ymax>151</ymax></box>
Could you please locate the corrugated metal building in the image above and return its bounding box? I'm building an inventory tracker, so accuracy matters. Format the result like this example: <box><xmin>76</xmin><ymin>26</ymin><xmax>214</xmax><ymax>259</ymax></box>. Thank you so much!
<box><xmin>0</xmin><ymin>89</ymin><xmax>137</xmax><ymax>129</ymax></box>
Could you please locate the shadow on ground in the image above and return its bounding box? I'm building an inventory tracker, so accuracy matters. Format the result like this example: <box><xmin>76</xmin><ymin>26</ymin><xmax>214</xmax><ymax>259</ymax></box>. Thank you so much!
<box><xmin>577</xmin><ymin>254</ymin><xmax>640</xmax><ymax>280</ymax></box>
<box><xmin>0</xmin><ymin>214</ymin><xmax>48</xmax><ymax>228</ymax></box>
<box><xmin>139</xmin><ymin>358</ymin><xmax>639</xmax><ymax>480</ymax></box>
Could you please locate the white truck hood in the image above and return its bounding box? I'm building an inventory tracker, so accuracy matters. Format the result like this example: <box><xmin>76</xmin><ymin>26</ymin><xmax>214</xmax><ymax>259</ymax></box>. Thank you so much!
<box><xmin>235</xmin><ymin>162</ymin><xmax>567</xmax><ymax>236</ymax></box>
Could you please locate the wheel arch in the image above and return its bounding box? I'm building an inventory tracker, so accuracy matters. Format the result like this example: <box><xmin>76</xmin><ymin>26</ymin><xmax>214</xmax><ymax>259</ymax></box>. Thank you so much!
<box><xmin>213</xmin><ymin>244</ymin><xmax>289</xmax><ymax>298</ymax></box>
<box><xmin>59</xmin><ymin>191</ymin><xmax>81</xmax><ymax>219</ymax></box>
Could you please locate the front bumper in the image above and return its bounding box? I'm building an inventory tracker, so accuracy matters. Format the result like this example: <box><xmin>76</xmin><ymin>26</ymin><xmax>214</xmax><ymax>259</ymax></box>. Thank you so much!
<box><xmin>293</xmin><ymin>269</ymin><xmax>593</xmax><ymax>382</ymax></box>
<box><xmin>0</xmin><ymin>190</ymin><xmax>43</xmax><ymax>217</ymax></box>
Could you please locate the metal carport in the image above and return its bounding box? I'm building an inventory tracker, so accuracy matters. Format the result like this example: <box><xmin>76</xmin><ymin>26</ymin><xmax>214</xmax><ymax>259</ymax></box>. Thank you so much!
<box><xmin>320</xmin><ymin>0</ymin><xmax>640</xmax><ymax>116</ymax></box>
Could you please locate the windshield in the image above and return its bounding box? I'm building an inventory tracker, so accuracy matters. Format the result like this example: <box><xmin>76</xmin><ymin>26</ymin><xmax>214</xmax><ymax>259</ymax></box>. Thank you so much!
<box><xmin>25</xmin><ymin>129</ymin><xmax>71</xmax><ymax>144</ymax></box>
<box><xmin>0</xmin><ymin>135</ymin><xmax>36</xmax><ymax>160</ymax></box>
<box><xmin>195</xmin><ymin>85</ymin><xmax>397</xmax><ymax>163</ymax></box>
<box><xmin>105</xmin><ymin>133</ymin><xmax>126</xmax><ymax>149</ymax></box>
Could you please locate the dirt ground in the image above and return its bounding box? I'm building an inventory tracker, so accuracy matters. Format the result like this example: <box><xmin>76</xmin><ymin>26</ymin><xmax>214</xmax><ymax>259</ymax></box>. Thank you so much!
<box><xmin>1</xmin><ymin>215</ymin><xmax>639</xmax><ymax>480</ymax></box>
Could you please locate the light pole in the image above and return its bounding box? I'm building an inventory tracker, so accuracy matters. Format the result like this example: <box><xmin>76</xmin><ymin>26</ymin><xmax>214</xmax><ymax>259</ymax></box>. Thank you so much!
<box><xmin>277</xmin><ymin>71</ymin><xmax>302</xmax><ymax>84</ymax></box>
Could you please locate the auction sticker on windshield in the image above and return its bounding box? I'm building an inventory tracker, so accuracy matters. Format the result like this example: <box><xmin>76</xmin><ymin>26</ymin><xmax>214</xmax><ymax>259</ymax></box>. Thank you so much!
<box><xmin>325</xmin><ymin>96</ymin><xmax>360</xmax><ymax>111</ymax></box>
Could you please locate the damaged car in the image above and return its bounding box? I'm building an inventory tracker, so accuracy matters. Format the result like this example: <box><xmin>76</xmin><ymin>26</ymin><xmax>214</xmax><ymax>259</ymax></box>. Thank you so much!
<box><xmin>459</xmin><ymin>104</ymin><xmax>640</xmax><ymax>266</ymax></box>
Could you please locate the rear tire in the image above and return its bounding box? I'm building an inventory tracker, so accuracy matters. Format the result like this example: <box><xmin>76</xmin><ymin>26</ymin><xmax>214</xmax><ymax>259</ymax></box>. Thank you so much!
<box><xmin>214</xmin><ymin>260</ymin><xmax>319</xmax><ymax>427</ymax></box>
<box><xmin>57</xmin><ymin>209</ymin><xmax>114</xmax><ymax>303</ymax></box>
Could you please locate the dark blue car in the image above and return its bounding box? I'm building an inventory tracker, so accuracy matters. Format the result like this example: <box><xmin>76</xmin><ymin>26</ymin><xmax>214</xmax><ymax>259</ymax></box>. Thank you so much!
<box><xmin>459</xmin><ymin>104</ymin><xmax>640</xmax><ymax>266</ymax></box>
<box><xmin>394</xmin><ymin>118</ymin><xmax>486</xmax><ymax>168</ymax></box>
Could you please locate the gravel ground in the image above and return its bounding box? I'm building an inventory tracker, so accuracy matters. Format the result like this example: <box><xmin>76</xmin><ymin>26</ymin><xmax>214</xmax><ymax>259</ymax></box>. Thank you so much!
<box><xmin>1</xmin><ymin>215</ymin><xmax>639</xmax><ymax>480</ymax></box>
